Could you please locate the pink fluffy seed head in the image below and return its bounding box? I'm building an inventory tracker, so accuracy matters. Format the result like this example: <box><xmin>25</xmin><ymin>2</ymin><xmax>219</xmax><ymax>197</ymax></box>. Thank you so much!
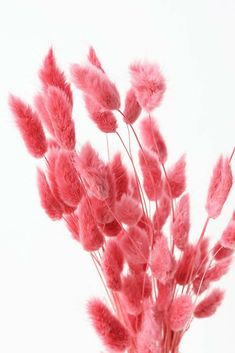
<box><xmin>175</xmin><ymin>244</ymin><xmax>200</xmax><ymax>285</ymax></box>
<box><xmin>75</xmin><ymin>143</ymin><xmax>110</xmax><ymax>201</ymax></box>
<box><xmin>45</xmin><ymin>86</ymin><xmax>76</xmax><ymax>150</ymax></box>
<box><xmin>71</xmin><ymin>63</ymin><xmax>120</xmax><ymax>110</ymax></box>
<box><xmin>169</xmin><ymin>295</ymin><xmax>193</xmax><ymax>332</ymax></box>
<box><xmin>221</xmin><ymin>219</ymin><xmax>235</xmax><ymax>250</ymax></box>
<box><xmin>99</xmin><ymin>219</ymin><xmax>122</xmax><ymax>237</ymax></box>
<box><xmin>87</xmin><ymin>46</ymin><xmax>105</xmax><ymax>73</ymax></box>
<box><xmin>137</xmin><ymin>308</ymin><xmax>161</xmax><ymax>353</ymax></box>
<box><xmin>119</xmin><ymin>226</ymin><xmax>150</xmax><ymax>265</ymax></box>
<box><xmin>39</xmin><ymin>48</ymin><xmax>73</xmax><ymax>104</ymax></box>
<box><xmin>166</xmin><ymin>155</ymin><xmax>186</xmax><ymax>199</ymax></box>
<box><xmin>206</xmin><ymin>156</ymin><xmax>233</xmax><ymax>219</ymax></box>
<box><xmin>34</xmin><ymin>93</ymin><xmax>55</xmax><ymax>136</ymax></box>
<box><xmin>140</xmin><ymin>117</ymin><xmax>167</xmax><ymax>163</ymax></box>
<box><xmin>193</xmin><ymin>275</ymin><xmax>210</xmax><ymax>295</ymax></box>
<box><xmin>151</xmin><ymin>236</ymin><xmax>175</xmax><ymax>284</ymax></box>
<box><xmin>87</xmin><ymin>299</ymin><xmax>130</xmax><ymax>352</ymax></box>
<box><xmin>156</xmin><ymin>281</ymin><xmax>174</xmax><ymax>312</ymax></box>
<box><xmin>37</xmin><ymin>168</ymin><xmax>63</xmax><ymax>220</ymax></box>
<box><xmin>205</xmin><ymin>257</ymin><xmax>232</xmax><ymax>282</ymax></box>
<box><xmin>78</xmin><ymin>197</ymin><xmax>104</xmax><ymax>251</ymax></box>
<box><xmin>110</xmin><ymin>153</ymin><xmax>128</xmax><ymax>201</ymax></box>
<box><xmin>9</xmin><ymin>95</ymin><xmax>48</xmax><ymax>158</ymax></box>
<box><xmin>194</xmin><ymin>288</ymin><xmax>224</xmax><ymax>318</ymax></box>
<box><xmin>139</xmin><ymin>148</ymin><xmax>162</xmax><ymax>201</ymax></box>
<box><xmin>105</xmin><ymin>240</ymin><xmax>124</xmax><ymax>272</ymax></box>
<box><xmin>130</xmin><ymin>61</ymin><xmax>166</xmax><ymax>112</ymax></box>
<box><xmin>55</xmin><ymin>150</ymin><xmax>82</xmax><ymax>207</ymax></box>
<box><xmin>153</xmin><ymin>194</ymin><xmax>171</xmax><ymax>230</ymax></box>
<box><xmin>84</xmin><ymin>95</ymin><xmax>117</xmax><ymax>133</ymax></box>
<box><xmin>102</xmin><ymin>240</ymin><xmax>124</xmax><ymax>291</ymax></box>
<box><xmin>212</xmin><ymin>242</ymin><xmax>234</xmax><ymax>260</ymax></box>
<box><xmin>116</xmin><ymin>194</ymin><xmax>143</xmax><ymax>226</ymax></box>
<box><xmin>171</xmin><ymin>193</ymin><xmax>190</xmax><ymax>250</ymax></box>
<box><xmin>123</xmin><ymin>88</ymin><xmax>142</xmax><ymax>124</ymax></box>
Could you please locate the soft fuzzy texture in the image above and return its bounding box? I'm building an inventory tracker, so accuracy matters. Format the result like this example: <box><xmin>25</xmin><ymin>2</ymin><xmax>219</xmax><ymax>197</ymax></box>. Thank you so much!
<box><xmin>166</xmin><ymin>155</ymin><xmax>186</xmax><ymax>199</ymax></box>
<box><xmin>137</xmin><ymin>308</ymin><xmax>162</xmax><ymax>353</ymax></box>
<box><xmin>130</xmin><ymin>61</ymin><xmax>166</xmax><ymax>112</ymax></box>
<box><xmin>9</xmin><ymin>95</ymin><xmax>47</xmax><ymax>158</ymax></box>
<box><xmin>206</xmin><ymin>156</ymin><xmax>233</xmax><ymax>219</ymax></box>
<box><xmin>153</xmin><ymin>194</ymin><xmax>171</xmax><ymax>231</ymax></box>
<box><xmin>212</xmin><ymin>242</ymin><xmax>234</xmax><ymax>260</ymax></box>
<box><xmin>102</xmin><ymin>240</ymin><xmax>124</xmax><ymax>291</ymax></box>
<box><xmin>123</xmin><ymin>88</ymin><xmax>142</xmax><ymax>124</ymax></box>
<box><xmin>87</xmin><ymin>298</ymin><xmax>130</xmax><ymax>352</ymax></box>
<box><xmin>64</xmin><ymin>212</ymin><xmax>80</xmax><ymax>241</ymax></box>
<box><xmin>87</xmin><ymin>46</ymin><xmax>105</xmax><ymax>73</ymax></box>
<box><xmin>220</xmin><ymin>219</ymin><xmax>235</xmax><ymax>250</ymax></box>
<box><xmin>169</xmin><ymin>295</ymin><xmax>193</xmax><ymax>332</ymax></box>
<box><xmin>194</xmin><ymin>288</ymin><xmax>224</xmax><ymax>318</ymax></box>
<box><xmin>45</xmin><ymin>86</ymin><xmax>75</xmax><ymax>150</ymax></box>
<box><xmin>171</xmin><ymin>193</ymin><xmax>190</xmax><ymax>250</ymax></box>
<box><xmin>71</xmin><ymin>63</ymin><xmax>120</xmax><ymax>110</ymax></box>
<box><xmin>110</xmin><ymin>153</ymin><xmax>129</xmax><ymax>201</ymax></box>
<box><xmin>139</xmin><ymin>148</ymin><xmax>162</xmax><ymax>201</ymax></box>
<box><xmin>84</xmin><ymin>95</ymin><xmax>117</xmax><ymax>133</ymax></box>
<box><xmin>39</xmin><ymin>48</ymin><xmax>73</xmax><ymax>104</ymax></box>
<box><xmin>116</xmin><ymin>194</ymin><xmax>143</xmax><ymax>226</ymax></box>
<box><xmin>37</xmin><ymin>168</ymin><xmax>63</xmax><ymax>220</ymax></box>
<box><xmin>140</xmin><ymin>116</ymin><xmax>167</xmax><ymax>163</ymax></box>
<box><xmin>34</xmin><ymin>93</ymin><xmax>55</xmax><ymax>136</ymax></box>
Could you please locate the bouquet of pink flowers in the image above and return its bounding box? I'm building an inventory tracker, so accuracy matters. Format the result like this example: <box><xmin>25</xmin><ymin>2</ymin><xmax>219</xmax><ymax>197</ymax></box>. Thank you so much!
<box><xmin>9</xmin><ymin>47</ymin><xmax>235</xmax><ymax>353</ymax></box>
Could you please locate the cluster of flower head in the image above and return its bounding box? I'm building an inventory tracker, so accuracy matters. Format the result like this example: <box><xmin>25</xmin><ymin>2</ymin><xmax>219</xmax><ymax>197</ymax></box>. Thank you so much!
<box><xmin>9</xmin><ymin>47</ymin><xmax>235</xmax><ymax>353</ymax></box>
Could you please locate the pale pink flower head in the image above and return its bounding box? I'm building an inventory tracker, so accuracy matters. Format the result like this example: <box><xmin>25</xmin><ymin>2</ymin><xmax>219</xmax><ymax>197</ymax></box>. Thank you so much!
<box><xmin>116</xmin><ymin>194</ymin><xmax>143</xmax><ymax>226</ymax></box>
<box><xmin>169</xmin><ymin>294</ymin><xmax>193</xmax><ymax>332</ymax></box>
<box><xmin>129</xmin><ymin>61</ymin><xmax>166</xmax><ymax>112</ymax></box>
<box><xmin>166</xmin><ymin>155</ymin><xmax>186</xmax><ymax>199</ymax></box>
<box><xmin>220</xmin><ymin>219</ymin><xmax>235</xmax><ymax>250</ymax></box>
<box><xmin>171</xmin><ymin>193</ymin><xmax>190</xmax><ymax>250</ymax></box>
<box><xmin>206</xmin><ymin>156</ymin><xmax>233</xmax><ymax>219</ymax></box>
<box><xmin>87</xmin><ymin>46</ymin><xmax>105</xmax><ymax>73</ymax></box>
<box><xmin>87</xmin><ymin>298</ymin><xmax>130</xmax><ymax>351</ymax></box>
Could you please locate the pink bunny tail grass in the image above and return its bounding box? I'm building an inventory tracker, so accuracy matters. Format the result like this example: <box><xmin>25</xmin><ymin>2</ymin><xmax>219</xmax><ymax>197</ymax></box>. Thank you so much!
<box><xmin>75</xmin><ymin>143</ymin><xmax>110</xmax><ymax>201</ymax></box>
<box><xmin>45</xmin><ymin>86</ymin><xmax>76</xmax><ymax>150</ymax></box>
<box><xmin>99</xmin><ymin>219</ymin><xmax>122</xmax><ymax>237</ymax></box>
<box><xmin>169</xmin><ymin>294</ymin><xmax>193</xmax><ymax>332</ymax></box>
<box><xmin>34</xmin><ymin>93</ymin><xmax>55</xmax><ymax>135</ymax></box>
<box><xmin>212</xmin><ymin>242</ymin><xmax>234</xmax><ymax>260</ymax></box>
<box><xmin>175</xmin><ymin>244</ymin><xmax>200</xmax><ymax>285</ymax></box>
<box><xmin>123</xmin><ymin>88</ymin><xmax>142</xmax><ymax>124</ymax></box>
<box><xmin>87</xmin><ymin>298</ymin><xmax>131</xmax><ymax>352</ymax></box>
<box><xmin>166</xmin><ymin>155</ymin><xmax>186</xmax><ymax>199</ymax></box>
<box><xmin>194</xmin><ymin>288</ymin><xmax>225</xmax><ymax>318</ymax></box>
<box><xmin>102</xmin><ymin>240</ymin><xmax>124</xmax><ymax>291</ymax></box>
<box><xmin>110</xmin><ymin>153</ymin><xmax>128</xmax><ymax>201</ymax></box>
<box><xmin>71</xmin><ymin>63</ymin><xmax>120</xmax><ymax>110</ymax></box>
<box><xmin>37</xmin><ymin>168</ymin><xmax>63</xmax><ymax>220</ymax></box>
<box><xmin>156</xmin><ymin>281</ymin><xmax>174</xmax><ymax>311</ymax></box>
<box><xmin>78</xmin><ymin>197</ymin><xmax>104</xmax><ymax>251</ymax></box>
<box><xmin>205</xmin><ymin>257</ymin><xmax>232</xmax><ymax>282</ymax></box>
<box><xmin>64</xmin><ymin>212</ymin><xmax>80</xmax><ymax>241</ymax></box>
<box><xmin>220</xmin><ymin>219</ymin><xmax>235</xmax><ymax>250</ymax></box>
<box><xmin>129</xmin><ymin>61</ymin><xmax>166</xmax><ymax>112</ymax></box>
<box><xmin>119</xmin><ymin>226</ymin><xmax>150</xmax><ymax>265</ymax></box>
<box><xmin>151</xmin><ymin>236</ymin><xmax>175</xmax><ymax>284</ymax></box>
<box><xmin>206</xmin><ymin>156</ymin><xmax>233</xmax><ymax>219</ymax></box>
<box><xmin>84</xmin><ymin>95</ymin><xmax>117</xmax><ymax>133</ymax></box>
<box><xmin>137</xmin><ymin>308</ymin><xmax>162</xmax><ymax>353</ymax></box>
<box><xmin>153</xmin><ymin>194</ymin><xmax>171</xmax><ymax>230</ymax></box>
<box><xmin>55</xmin><ymin>150</ymin><xmax>82</xmax><ymax>207</ymax></box>
<box><xmin>171</xmin><ymin>193</ymin><xmax>190</xmax><ymax>250</ymax></box>
<box><xmin>140</xmin><ymin>117</ymin><xmax>167</xmax><ymax>163</ymax></box>
<box><xmin>87</xmin><ymin>46</ymin><xmax>105</xmax><ymax>73</ymax></box>
<box><xmin>9</xmin><ymin>95</ymin><xmax>47</xmax><ymax>158</ymax></box>
<box><xmin>139</xmin><ymin>148</ymin><xmax>162</xmax><ymax>201</ymax></box>
<box><xmin>121</xmin><ymin>272</ymin><xmax>152</xmax><ymax>315</ymax></box>
<box><xmin>39</xmin><ymin>47</ymin><xmax>73</xmax><ymax>104</ymax></box>
<box><xmin>116</xmin><ymin>194</ymin><xmax>143</xmax><ymax>226</ymax></box>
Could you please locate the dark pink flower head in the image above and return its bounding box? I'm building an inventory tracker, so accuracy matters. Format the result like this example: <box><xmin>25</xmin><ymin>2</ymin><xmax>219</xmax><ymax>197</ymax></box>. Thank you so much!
<box><xmin>45</xmin><ymin>86</ymin><xmax>76</xmax><ymax>150</ymax></box>
<box><xmin>75</xmin><ymin>143</ymin><xmax>110</xmax><ymax>201</ymax></box>
<box><xmin>87</xmin><ymin>298</ymin><xmax>130</xmax><ymax>351</ymax></box>
<box><xmin>84</xmin><ymin>95</ymin><xmax>117</xmax><ymax>133</ymax></box>
<box><xmin>171</xmin><ymin>193</ymin><xmax>190</xmax><ymax>250</ymax></box>
<box><xmin>169</xmin><ymin>294</ymin><xmax>193</xmax><ymax>331</ymax></box>
<box><xmin>39</xmin><ymin>48</ymin><xmax>73</xmax><ymax>104</ymax></box>
<box><xmin>129</xmin><ymin>61</ymin><xmax>166</xmax><ymax>112</ymax></box>
<box><xmin>166</xmin><ymin>155</ymin><xmax>186</xmax><ymax>199</ymax></box>
<box><xmin>206</xmin><ymin>156</ymin><xmax>233</xmax><ymax>219</ymax></box>
<box><xmin>123</xmin><ymin>88</ymin><xmax>142</xmax><ymax>124</ymax></box>
<box><xmin>194</xmin><ymin>288</ymin><xmax>224</xmax><ymax>318</ymax></box>
<box><xmin>87</xmin><ymin>46</ymin><xmax>105</xmax><ymax>73</ymax></box>
<box><xmin>71</xmin><ymin>63</ymin><xmax>120</xmax><ymax>110</ymax></box>
<box><xmin>9</xmin><ymin>95</ymin><xmax>47</xmax><ymax>158</ymax></box>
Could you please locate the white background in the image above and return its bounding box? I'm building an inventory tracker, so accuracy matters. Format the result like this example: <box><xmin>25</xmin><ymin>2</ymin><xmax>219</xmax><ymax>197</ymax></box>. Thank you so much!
<box><xmin>0</xmin><ymin>1</ymin><xmax>235</xmax><ymax>352</ymax></box>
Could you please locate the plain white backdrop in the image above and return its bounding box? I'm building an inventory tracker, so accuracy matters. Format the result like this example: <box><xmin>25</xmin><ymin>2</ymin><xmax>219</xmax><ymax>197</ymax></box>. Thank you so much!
<box><xmin>0</xmin><ymin>0</ymin><xmax>235</xmax><ymax>352</ymax></box>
